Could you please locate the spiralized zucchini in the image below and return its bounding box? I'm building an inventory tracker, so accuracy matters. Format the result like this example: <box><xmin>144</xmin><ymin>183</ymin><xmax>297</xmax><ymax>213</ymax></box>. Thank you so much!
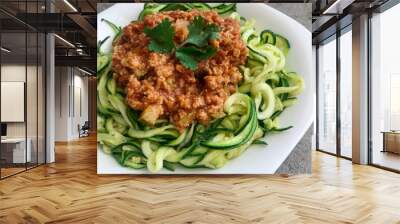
<box><xmin>97</xmin><ymin>3</ymin><xmax>304</xmax><ymax>172</ymax></box>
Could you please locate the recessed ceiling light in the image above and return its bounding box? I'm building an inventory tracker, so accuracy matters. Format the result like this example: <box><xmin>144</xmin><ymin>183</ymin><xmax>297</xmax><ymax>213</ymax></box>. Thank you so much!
<box><xmin>54</xmin><ymin>34</ymin><xmax>75</xmax><ymax>48</ymax></box>
<box><xmin>1</xmin><ymin>47</ymin><xmax>11</xmax><ymax>53</ymax></box>
<box><xmin>323</xmin><ymin>0</ymin><xmax>340</xmax><ymax>14</ymax></box>
<box><xmin>77</xmin><ymin>67</ymin><xmax>92</xmax><ymax>76</ymax></box>
<box><xmin>63</xmin><ymin>0</ymin><xmax>78</xmax><ymax>12</ymax></box>
<box><xmin>322</xmin><ymin>0</ymin><xmax>354</xmax><ymax>15</ymax></box>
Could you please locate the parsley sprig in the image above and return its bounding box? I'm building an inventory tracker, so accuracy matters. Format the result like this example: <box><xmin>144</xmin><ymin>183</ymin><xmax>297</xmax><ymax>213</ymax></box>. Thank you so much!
<box><xmin>144</xmin><ymin>16</ymin><xmax>220</xmax><ymax>70</ymax></box>
<box><xmin>144</xmin><ymin>19</ymin><xmax>175</xmax><ymax>53</ymax></box>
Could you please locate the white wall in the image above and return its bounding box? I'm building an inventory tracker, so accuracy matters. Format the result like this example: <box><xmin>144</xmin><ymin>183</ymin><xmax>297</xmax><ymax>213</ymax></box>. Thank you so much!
<box><xmin>1</xmin><ymin>64</ymin><xmax>46</xmax><ymax>164</ymax></box>
<box><xmin>54</xmin><ymin>67</ymin><xmax>89</xmax><ymax>141</ymax></box>
<box><xmin>54</xmin><ymin>66</ymin><xmax>69</xmax><ymax>141</ymax></box>
<box><xmin>1</xmin><ymin>65</ymin><xmax>32</xmax><ymax>138</ymax></box>
<box><xmin>71</xmin><ymin>73</ymin><xmax>89</xmax><ymax>138</ymax></box>
<box><xmin>1</xmin><ymin>65</ymin><xmax>26</xmax><ymax>142</ymax></box>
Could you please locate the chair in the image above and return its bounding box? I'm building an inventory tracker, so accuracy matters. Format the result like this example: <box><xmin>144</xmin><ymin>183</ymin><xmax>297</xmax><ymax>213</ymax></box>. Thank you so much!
<box><xmin>78</xmin><ymin>121</ymin><xmax>90</xmax><ymax>138</ymax></box>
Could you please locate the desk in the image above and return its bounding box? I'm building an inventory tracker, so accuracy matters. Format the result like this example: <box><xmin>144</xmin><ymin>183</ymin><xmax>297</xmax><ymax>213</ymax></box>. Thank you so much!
<box><xmin>1</xmin><ymin>138</ymin><xmax>32</xmax><ymax>163</ymax></box>
<box><xmin>382</xmin><ymin>131</ymin><xmax>400</xmax><ymax>154</ymax></box>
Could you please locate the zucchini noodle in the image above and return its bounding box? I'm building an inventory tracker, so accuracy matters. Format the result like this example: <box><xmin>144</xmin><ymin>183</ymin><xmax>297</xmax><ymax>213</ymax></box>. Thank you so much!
<box><xmin>97</xmin><ymin>3</ymin><xmax>305</xmax><ymax>172</ymax></box>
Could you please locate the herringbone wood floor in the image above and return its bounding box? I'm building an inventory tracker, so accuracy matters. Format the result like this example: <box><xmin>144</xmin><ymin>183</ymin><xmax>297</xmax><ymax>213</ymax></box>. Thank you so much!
<box><xmin>1</xmin><ymin>135</ymin><xmax>400</xmax><ymax>224</ymax></box>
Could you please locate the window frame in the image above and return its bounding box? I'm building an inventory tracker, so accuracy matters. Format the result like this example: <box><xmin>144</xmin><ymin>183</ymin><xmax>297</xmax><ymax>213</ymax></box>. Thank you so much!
<box><xmin>315</xmin><ymin>24</ymin><xmax>353</xmax><ymax>161</ymax></box>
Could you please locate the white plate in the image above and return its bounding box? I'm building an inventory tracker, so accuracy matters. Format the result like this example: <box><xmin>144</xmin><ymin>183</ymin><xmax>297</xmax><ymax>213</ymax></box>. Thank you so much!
<box><xmin>97</xmin><ymin>3</ymin><xmax>313</xmax><ymax>174</ymax></box>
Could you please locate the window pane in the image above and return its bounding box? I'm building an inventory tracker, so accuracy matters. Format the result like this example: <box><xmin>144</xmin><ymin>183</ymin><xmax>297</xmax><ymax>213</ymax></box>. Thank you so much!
<box><xmin>371</xmin><ymin>3</ymin><xmax>400</xmax><ymax>171</ymax></box>
<box><xmin>318</xmin><ymin>37</ymin><xmax>337</xmax><ymax>154</ymax></box>
<box><xmin>340</xmin><ymin>29</ymin><xmax>352</xmax><ymax>158</ymax></box>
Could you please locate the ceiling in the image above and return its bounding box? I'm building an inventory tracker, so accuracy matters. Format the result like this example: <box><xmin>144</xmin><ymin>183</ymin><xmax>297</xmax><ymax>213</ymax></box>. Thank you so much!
<box><xmin>0</xmin><ymin>0</ymin><xmax>396</xmax><ymax>71</ymax></box>
<box><xmin>0</xmin><ymin>0</ymin><xmax>98</xmax><ymax>73</ymax></box>
<box><xmin>312</xmin><ymin>0</ymin><xmax>392</xmax><ymax>44</ymax></box>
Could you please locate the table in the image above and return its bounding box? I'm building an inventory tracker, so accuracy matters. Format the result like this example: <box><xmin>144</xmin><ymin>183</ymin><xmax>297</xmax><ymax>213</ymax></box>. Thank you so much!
<box><xmin>1</xmin><ymin>138</ymin><xmax>32</xmax><ymax>163</ymax></box>
<box><xmin>381</xmin><ymin>131</ymin><xmax>400</xmax><ymax>154</ymax></box>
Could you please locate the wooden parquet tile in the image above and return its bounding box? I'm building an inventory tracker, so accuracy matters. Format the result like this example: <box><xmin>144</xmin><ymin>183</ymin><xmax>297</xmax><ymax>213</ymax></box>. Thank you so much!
<box><xmin>1</xmin><ymin>135</ymin><xmax>400</xmax><ymax>224</ymax></box>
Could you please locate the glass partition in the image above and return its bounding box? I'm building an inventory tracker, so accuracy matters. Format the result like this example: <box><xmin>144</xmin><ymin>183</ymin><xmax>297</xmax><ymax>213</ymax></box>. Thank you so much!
<box><xmin>1</xmin><ymin>30</ymin><xmax>28</xmax><ymax>177</ymax></box>
<box><xmin>0</xmin><ymin>1</ymin><xmax>46</xmax><ymax>179</ymax></box>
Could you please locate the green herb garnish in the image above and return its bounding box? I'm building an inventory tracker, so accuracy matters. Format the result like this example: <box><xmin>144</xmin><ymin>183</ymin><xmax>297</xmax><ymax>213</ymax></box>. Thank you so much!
<box><xmin>176</xmin><ymin>45</ymin><xmax>217</xmax><ymax>70</ymax></box>
<box><xmin>143</xmin><ymin>19</ymin><xmax>176</xmax><ymax>53</ymax></box>
<box><xmin>144</xmin><ymin>16</ymin><xmax>220</xmax><ymax>70</ymax></box>
<box><xmin>185</xmin><ymin>16</ymin><xmax>219</xmax><ymax>47</ymax></box>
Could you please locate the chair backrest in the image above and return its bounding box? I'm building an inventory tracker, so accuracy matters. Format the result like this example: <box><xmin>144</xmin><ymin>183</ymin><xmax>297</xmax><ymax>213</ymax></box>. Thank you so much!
<box><xmin>82</xmin><ymin>121</ymin><xmax>90</xmax><ymax>129</ymax></box>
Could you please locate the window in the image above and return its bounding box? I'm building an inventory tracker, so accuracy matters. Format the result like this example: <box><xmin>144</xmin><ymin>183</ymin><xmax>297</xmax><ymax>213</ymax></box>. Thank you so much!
<box><xmin>316</xmin><ymin>26</ymin><xmax>353</xmax><ymax>159</ymax></box>
<box><xmin>390</xmin><ymin>74</ymin><xmax>400</xmax><ymax>130</ymax></box>
<box><xmin>317</xmin><ymin>37</ymin><xmax>337</xmax><ymax>154</ymax></box>
<box><xmin>340</xmin><ymin>29</ymin><xmax>352</xmax><ymax>158</ymax></box>
<box><xmin>371</xmin><ymin>3</ymin><xmax>400</xmax><ymax>171</ymax></box>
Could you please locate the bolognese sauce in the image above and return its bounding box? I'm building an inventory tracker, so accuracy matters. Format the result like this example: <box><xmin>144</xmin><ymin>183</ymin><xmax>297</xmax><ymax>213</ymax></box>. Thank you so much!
<box><xmin>112</xmin><ymin>10</ymin><xmax>247</xmax><ymax>130</ymax></box>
